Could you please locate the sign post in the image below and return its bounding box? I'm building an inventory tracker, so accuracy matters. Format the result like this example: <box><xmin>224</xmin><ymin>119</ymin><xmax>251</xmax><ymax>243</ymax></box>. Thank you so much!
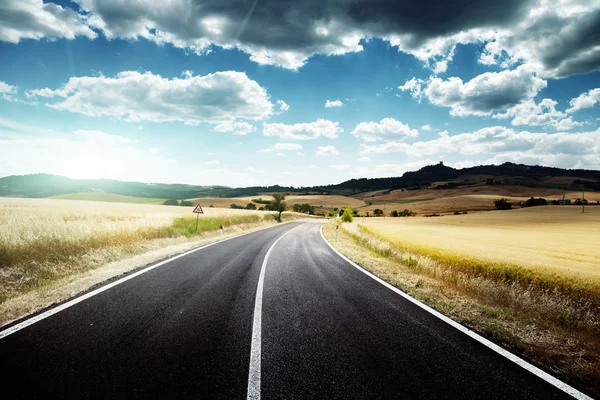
<box><xmin>193</xmin><ymin>204</ymin><xmax>204</xmax><ymax>232</ymax></box>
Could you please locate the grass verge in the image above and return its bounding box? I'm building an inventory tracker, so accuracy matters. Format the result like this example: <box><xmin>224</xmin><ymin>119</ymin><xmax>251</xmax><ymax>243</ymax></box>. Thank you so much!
<box><xmin>322</xmin><ymin>221</ymin><xmax>600</xmax><ymax>398</ymax></box>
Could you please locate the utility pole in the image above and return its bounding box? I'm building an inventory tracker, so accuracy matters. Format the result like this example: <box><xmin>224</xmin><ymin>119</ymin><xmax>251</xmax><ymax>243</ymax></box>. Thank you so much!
<box><xmin>384</xmin><ymin>200</ymin><xmax>386</xmax><ymax>219</ymax></box>
<box><xmin>582</xmin><ymin>189</ymin><xmax>585</xmax><ymax>213</ymax></box>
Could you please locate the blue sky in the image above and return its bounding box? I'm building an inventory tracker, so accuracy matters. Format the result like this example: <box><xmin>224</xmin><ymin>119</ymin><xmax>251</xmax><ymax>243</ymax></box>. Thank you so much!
<box><xmin>0</xmin><ymin>0</ymin><xmax>599</xmax><ymax>187</ymax></box>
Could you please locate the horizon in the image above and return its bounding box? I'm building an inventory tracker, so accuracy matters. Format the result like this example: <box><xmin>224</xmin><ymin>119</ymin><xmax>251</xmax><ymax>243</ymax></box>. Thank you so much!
<box><xmin>1</xmin><ymin>1</ymin><xmax>599</xmax><ymax>187</ymax></box>
<box><xmin>3</xmin><ymin>160</ymin><xmax>598</xmax><ymax>190</ymax></box>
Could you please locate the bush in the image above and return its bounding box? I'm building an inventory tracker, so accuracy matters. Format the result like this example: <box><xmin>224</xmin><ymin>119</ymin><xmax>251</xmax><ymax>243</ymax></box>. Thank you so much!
<box><xmin>373</xmin><ymin>208</ymin><xmax>383</xmax><ymax>216</ymax></box>
<box><xmin>245</xmin><ymin>203</ymin><xmax>257</xmax><ymax>210</ymax></box>
<box><xmin>180</xmin><ymin>200</ymin><xmax>193</xmax><ymax>207</ymax></box>
<box><xmin>258</xmin><ymin>207</ymin><xmax>265</xmax><ymax>211</ymax></box>
<box><xmin>163</xmin><ymin>198</ymin><xmax>179</xmax><ymax>206</ymax></box>
<box><xmin>399</xmin><ymin>209</ymin><xmax>416</xmax><ymax>217</ymax></box>
<box><xmin>292</xmin><ymin>203</ymin><xmax>315</xmax><ymax>214</ymax></box>
<box><xmin>209</xmin><ymin>204</ymin><xmax>214</xmax><ymax>208</ymax></box>
<box><xmin>523</xmin><ymin>197</ymin><xmax>547</xmax><ymax>207</ymax></box>
<box><xmin>230</xmin><ymin>204</ymin><xmax>244</xmax><ymax>209</ymax></box>
<box><xmin>390</xmin><ymin>210</ymin><xmax>399</xmax><ymax>217</ymax></box>
<box><xmin>494</xmin><ymin>198</ymin><xmax>512</xmax><ymax>210</ymax></box>
<box><xmin>341</xmin><ymin>207</ymin><xmax>354</xmax><ymax>223</ymax></box>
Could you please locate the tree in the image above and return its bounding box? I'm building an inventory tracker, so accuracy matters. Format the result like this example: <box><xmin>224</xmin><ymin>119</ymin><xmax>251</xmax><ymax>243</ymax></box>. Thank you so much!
<box><xmin>390</xmin><ymin>210</ymin><xmax>399</xmax><ymax>217</ymax></box>
<box><xmin>245</xmin><ymin>203</ymin><xmax>256</xmax><ymax>210</ymax></box>
<box><xmin>494</xmin><ymin>198</ymin><xmax>512</xmax><ymax>210</ymax></box>
<box><xmin>163</xmin><ymin>198</ymin><xmax>179</xmax><ymax>206</ymax></box>
<box><xmin>373</xmin><ymin>208</ymin><xmax>383</xmax><ymax>216</ymax></box>
<box><xmin>341</xmin><ymin>207</ymin><xmax>353</xmax><ymax>223</ymax></box>
<box><xmin>272</xmin><ymin>193</ymin><xmax>287</xmax><ymax>222</ymax></box>
<box><xmin>180</xmin><ymin>200</ymin><xmax>193</xmax><ymax>206</ymax></box>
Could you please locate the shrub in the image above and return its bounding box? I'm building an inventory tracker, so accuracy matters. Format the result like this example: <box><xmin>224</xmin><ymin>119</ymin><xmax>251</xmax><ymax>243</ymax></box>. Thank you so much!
<box><xmin>230</xmin><ymin>204</ymin><xmax>244</xmax><ymax>209</ymax></box>
<box><xmin>179</xmin><ymin>200</ymin><xmax>193</xmax><ymax>207</ymax></box>
<box><xmin>163</xmin><ymin>198</ymin><xmax>179</xmax><ymax>206</ymax></box>
<box><xmin>373</xmin><ymin>208</ymin><xmax>383</xmax><ymax>216</ymax></box>
<box><xmin>399</xmin><ymin>209</ymin><xmax>416</xmax><ymax>217</ymax></box>
<box><xmin>245</xmin><ymin>203</ymin><xmax>257</xmax><ymax>210</ymax></box>
<box><xmin>390</xmin><ymin>210</ymin><xmax>399</xmax><ymax>217</ymax></box>
<box><xmin>494</xmin><ymin>198</ymin><xmax>512</xmax><ymax>210</ymax></box>
<box><xmin>523</xmin><ymin>197</ymin><xmax>547</xmax><ymax>207</ymax></box>
<box><xmin>209</xmin><ymin>204</ymin><xmax>214</xmax><ymax>208</ymax></box>
<box><xmin>341</xmin><ymin>207</ymin><xmax>354</xmax><ymax>223</ymax></box>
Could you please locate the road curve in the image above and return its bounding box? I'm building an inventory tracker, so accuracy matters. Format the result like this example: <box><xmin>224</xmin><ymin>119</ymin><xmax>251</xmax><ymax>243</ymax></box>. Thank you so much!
<box><xmin>0</xmin><ymin>220</ymin><xmax>584</xmax><ymax>399</ymax></box>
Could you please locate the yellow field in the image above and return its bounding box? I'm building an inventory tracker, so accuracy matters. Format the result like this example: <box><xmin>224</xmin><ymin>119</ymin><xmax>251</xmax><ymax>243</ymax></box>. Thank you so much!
<box><xmin>0</xmin><ymin>197</ymin><xmax>286</xmax><ymax>303</ymax></box>
<box><xmin>355</xmin><ymin>206</ymin><xmax>600</xmax><ymax>292</ymax></box>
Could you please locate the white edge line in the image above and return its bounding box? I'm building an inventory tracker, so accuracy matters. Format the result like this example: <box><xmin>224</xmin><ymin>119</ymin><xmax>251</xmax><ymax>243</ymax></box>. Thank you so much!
<box><xmin>0</xmin><ymin>220</ymin><xmax>299</xmax><ymax>340</ymax></box>
<box><xmin>319</xmin><ymin>225</ymin><xmax>592</xmax><ymax>400</ymax></box>
<box><xmin>247</xmin><ymin>223</ymin><xmax>305</xmax><ymax>400</ymax></box>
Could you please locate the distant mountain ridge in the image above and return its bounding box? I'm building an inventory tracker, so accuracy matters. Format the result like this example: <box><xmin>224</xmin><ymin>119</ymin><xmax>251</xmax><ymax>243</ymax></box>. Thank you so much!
<box><xmin>1</xmin><ymin>162</ymin><xmax>599</xmax><ymax>199</ymax></box>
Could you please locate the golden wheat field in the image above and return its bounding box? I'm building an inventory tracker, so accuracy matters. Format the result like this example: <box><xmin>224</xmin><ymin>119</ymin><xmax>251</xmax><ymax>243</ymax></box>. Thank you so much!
<box><xmin>0</xmin><ymin>197</ymin><xmax>281</xmax><ymax>303</ymax></box>
<box><xmin>355</xmin><ymin>206</ymin><xmax>600</xmax><ymax>292</ymax></box>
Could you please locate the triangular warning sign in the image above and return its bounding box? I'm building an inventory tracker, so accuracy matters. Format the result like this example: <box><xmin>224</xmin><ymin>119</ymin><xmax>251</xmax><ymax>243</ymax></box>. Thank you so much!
<box><xmin>193</xmin><ymin>204</ymin><xmax>204</xmax><ymax>214</ymax></box>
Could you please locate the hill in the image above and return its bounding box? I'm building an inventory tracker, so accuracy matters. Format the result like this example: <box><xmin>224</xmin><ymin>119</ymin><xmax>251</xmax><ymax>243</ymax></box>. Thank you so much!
<box><xmin>1</xmin><ymin>162</ymin><xmax>598</xmax><ymax>201</ymax></box>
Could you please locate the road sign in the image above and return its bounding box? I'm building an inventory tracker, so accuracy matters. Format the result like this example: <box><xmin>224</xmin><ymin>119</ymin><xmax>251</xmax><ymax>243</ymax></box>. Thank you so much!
<box><xmin>193</xmin><ymin>204</ymin><xmax>204</xmax><ymax>214</ymax></box>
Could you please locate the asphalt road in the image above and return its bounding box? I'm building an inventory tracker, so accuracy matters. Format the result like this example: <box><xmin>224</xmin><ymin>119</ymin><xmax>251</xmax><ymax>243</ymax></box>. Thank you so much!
<box><xmin>0</xmin><ymin>221</ymin><xmax>583</xmax><ymax>399</ymax></box>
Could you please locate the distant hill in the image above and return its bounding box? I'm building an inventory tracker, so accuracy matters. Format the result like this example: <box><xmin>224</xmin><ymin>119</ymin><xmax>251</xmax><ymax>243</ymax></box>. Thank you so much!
<box><xmin>310</xmin><ymin>162</ymin><xmax>600</xmax><ymax>195</ymax></box>
<box><xmin>0</xmin><ymin>162</ymin><xmax>598</xmax><ymax>200</ymax></box>
<box><xmin>0</xmin><ymin>173</ymin><xmax>295</xmax><ymax>199</ymax></box>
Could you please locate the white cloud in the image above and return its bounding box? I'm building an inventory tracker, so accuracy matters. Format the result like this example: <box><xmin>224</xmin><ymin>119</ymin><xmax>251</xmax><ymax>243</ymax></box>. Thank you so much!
<box><xmin>325</xmin><ymin>99</ymin><xmax>344</xmax><ymax>108</ymax></box>
<box><xmin>316</xmin><ymin>145</ymin><xmax>339</xmax><ymax>156</ymax></box>
<box><xmin>248</xmin><ymin>166</ymin><xmax>265</xmax><ymax>173</ymax></box>
<box><xmin>398</xmin><ymin>78</ymin><xmax>425</xmax><ymax>103</ymax></box>
<box><xmin>359</xmin><ymin>127</ymin><xmax>600</xmax><ymax>172</ymax></box>
<box><xmin>27</xmin><ymin>70</ymin><xmax>274</xmax><ymax>124</ymax></box>
<box><xmin>567</xmin><ymin>88</ymin><xmax>600</xmax><ymax>113</ymax></box>
<box><xmin>352</xmin><ymin>118</ymin><xmax>418</xmax><ymax>142</ymax></box>
<box><xmin>478</xmin><ymin>3</ymin><xmax>600</xmax><ymax>78</ymax></box>
<box><xmin>308</xmin><ymin>164</ymin><xmax>317</xmax><ymax>169</ymax></box>
<box><xmin>0</xmin><ymin>81</ymin><xmax>18</xmax><ymax>101</ymax></box>
<box><xmin>421</xmin><ymin>124</ymin><xmax>433</xmax><ymax>131</ymax></box>
<box><xmin>206</xmin><ymin>160</ymin><xmax>220</xmax><ymax>165</ymax></box>
<box><xmin>262</xmin><ymin>119</ymin><xmax>342</xmax><ymax>140</ymax></box>
<box><xmin>276</xmin><ymin>99</ymin><xmax>290</xmax><ymax>113</ymax></box>
<box><xmin>493</xmin><ymin>98</ymin><xmax>582</xmax><ymax>130</ymax></box>
<box><xmin>0</xmin><ymin>0</ymin><xmax>96</xmax><ymax>43</ymax></box>
<box><xmin>258</xmin><ymin>142</ymin><xmax>302</xmax><ymax>153</ymax></box>
<box><xmin>423</xmin><ymin>66</ymin><xmax>547</xmax><ymax>116</ymax></box>
<box><xmin>357</xmin><ymin>156</ymin><xmax>371</xmax><ymax>163</ymax></box>
<box><xmin>214</xmin><ymin>121</ymin><xmax>255</xmax><ymax>135</ymax></box>
<box><xmin>432</xmin><ymin>60</ymin><xmax>448</xmax><ymax>74</ymax></box>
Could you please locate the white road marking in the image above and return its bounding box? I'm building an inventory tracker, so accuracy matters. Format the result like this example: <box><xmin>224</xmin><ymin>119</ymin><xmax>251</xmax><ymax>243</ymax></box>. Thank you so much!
<box><xmin>319</xmin><ymin>225</ymin><xmax>592</xmax><ymax>400</ymax></box>
<box><xmin>247</xmin><ymin>224</ymin><xmax>305</xmax><ymax>400</ymax></box>
<box><xmin>0</xmin><ymin>221</ymin><xmax>299</xmax><ymax>340</ymax></box>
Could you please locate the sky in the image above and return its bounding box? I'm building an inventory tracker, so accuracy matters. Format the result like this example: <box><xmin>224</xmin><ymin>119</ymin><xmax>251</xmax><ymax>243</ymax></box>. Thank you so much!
<box><xmin>0</xmin><ymin>0</ymin><xmax>599</xmax><ymax>188</ymax></box>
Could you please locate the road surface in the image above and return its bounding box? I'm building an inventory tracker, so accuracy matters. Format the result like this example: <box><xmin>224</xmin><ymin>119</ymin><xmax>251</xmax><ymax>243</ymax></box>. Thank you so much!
<box><xmin>0</xmin><ymin>221</ymin><xmax>585</xmax><ymax>399</ymax></box>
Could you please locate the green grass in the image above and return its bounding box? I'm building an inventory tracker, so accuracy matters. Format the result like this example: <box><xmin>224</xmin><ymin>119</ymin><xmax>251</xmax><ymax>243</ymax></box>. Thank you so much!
<box><xmin>50</xmin><ymin>192</ymin><xmax>166</xmax><ymax>204</ymax></box>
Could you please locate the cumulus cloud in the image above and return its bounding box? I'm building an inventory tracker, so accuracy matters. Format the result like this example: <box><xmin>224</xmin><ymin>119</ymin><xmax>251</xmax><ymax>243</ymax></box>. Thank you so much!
<box><xmin>3</xmin><ymin>1</ymin><xmax>599</xmax><ymax>77</ymax></box>
<box><xmin>0</xmin><ymin>0</ymin><xmax>96</xmax><ymax>43</ymax></box>
<box><xmin>352</xmin><ymin>118</ymin><xmax>418</xmax><ymax>142</ymax></box>
<box><xmin>493</xmin><ymin>98</ymin><xmax>582</xmax><ymax>130</ymax></box>
<box><xmin>262</xmin><ymin>118</ymin><xmax>342</xmax><ymax>140</ymax></box>
<box><xmin>421</xmin><ymin>124</ymin><xmax>433</xmax><ymax>131</ymax></box>
<box><xmin>325</xmin><ymin>99</ymin><xmax>344</xmax><ymax>108</ymax></box>
<box><xmin>567</xmin><ymin>88</ymin><xmax>600</xmax><ymax>113</ymax></box>
<box><xmin>26</xmin><ymin>70</ymin><xmax>274</xmax><ymax>124</ymax></box>
<box><xmin>358</xmin><ymin>156</ymin><xmax>371</xmax><ymax>163</ymax></box>
<box><xmin>316</xmin><ymin>145</ymin><xmax>339</xmax><ymax>156</ymax></box>
<box><xmin>276</xmin><ymin>99</ymin><xmax>290</xmax><ymax>113</ymax></box>
<box><xmin>478</xmin><ymin>3</ymin><xmax>600</xmax><ymax>78</ymax></box>
<box><xmin>0</xmin><ymin>81</ymin><xmax>18</xmax><ymax>101</ymax></box>
<box><xmin>213</xmin><ymin>121</ymin><xmax>255</xmax><ymax>135</ymax></box>
<box><xmin>258</xmin><ymin>143</ymin><xmax>302</xmax><ymax>153</ymax></box>
<box><xmin>359</xmin><ymin>126</ymin><xmax>600</xmax><ymax>171</ymax></box>
<box><xmin>422</xmin><ymin>66</ymin><xmax>547</xmax><ymax>116</ymax></box>
<box><xmin>398</xmin><ymin>78</ymin><xmax>426</xmax><ymax>103</ymax></box>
